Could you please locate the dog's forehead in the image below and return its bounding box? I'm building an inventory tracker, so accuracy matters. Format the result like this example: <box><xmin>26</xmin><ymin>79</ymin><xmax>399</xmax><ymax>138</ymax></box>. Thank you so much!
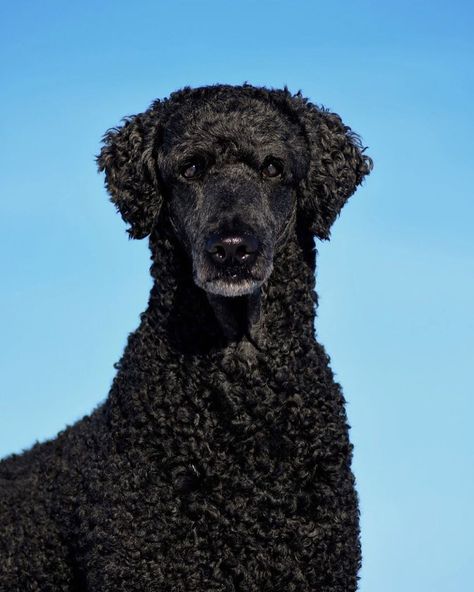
<box><xmin>162</xmin><ymin>97</ymin><xmax>301</xmax><ymax>153</ymax></box>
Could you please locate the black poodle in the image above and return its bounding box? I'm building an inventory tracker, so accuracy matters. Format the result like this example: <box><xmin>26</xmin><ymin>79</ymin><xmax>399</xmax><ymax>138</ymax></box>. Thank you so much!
<box><xmin>0</xmin><ymin>84</ymin><xmax>372</xmax><ymax>591</ymax></box>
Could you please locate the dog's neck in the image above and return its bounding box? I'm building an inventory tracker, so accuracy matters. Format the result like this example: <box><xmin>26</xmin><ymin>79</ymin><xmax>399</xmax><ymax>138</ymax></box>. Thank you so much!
<box><xmin>204</xmin><ymin>291</ymin><xmax>261</xmax><ymax>343</ymax></box>
<box><xmin>107</xmin><ymin>218</ymin><xmax>319</xmax><ymax>429</ymax></box>
<box><xmin>145</xmin><ymin>216</ymin><xmax>318</xmax><ymax>357</ymax></box>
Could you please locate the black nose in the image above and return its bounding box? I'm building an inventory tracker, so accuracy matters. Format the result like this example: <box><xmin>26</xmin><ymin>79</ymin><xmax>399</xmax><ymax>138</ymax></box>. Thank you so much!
<box><xmin>205</xmin><ymin>234</ymin><xmax>259</xmax><ymax>265</ymax></box>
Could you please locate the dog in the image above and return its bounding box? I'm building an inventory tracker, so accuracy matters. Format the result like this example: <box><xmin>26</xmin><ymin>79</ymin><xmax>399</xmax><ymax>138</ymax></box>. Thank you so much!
<box><xmin>0</xmin><ymin>84</ymin><xmax>372</xmax><ymax>591</ymax></box>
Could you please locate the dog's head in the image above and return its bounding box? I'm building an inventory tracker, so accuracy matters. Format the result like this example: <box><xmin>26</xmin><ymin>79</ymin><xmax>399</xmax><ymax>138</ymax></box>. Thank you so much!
<box><xmin>98</xmin><ymin>85</ymin><xmax>372</xmax><ymax>297</ymax></box>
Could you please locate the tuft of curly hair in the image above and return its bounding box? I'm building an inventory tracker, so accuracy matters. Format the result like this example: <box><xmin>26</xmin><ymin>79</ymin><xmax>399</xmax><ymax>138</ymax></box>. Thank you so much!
<box><xmin>0</xmin><ymin>84</ymin><xmax>372</xmax><ymax>591</ymax></box>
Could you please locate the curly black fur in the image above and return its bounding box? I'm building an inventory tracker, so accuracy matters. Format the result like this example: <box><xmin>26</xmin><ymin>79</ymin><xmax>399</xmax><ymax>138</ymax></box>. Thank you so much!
<box><xmin>0</xmin><ymin>84</ymin><xmax>372</xmax><ymax>591</ymax></box>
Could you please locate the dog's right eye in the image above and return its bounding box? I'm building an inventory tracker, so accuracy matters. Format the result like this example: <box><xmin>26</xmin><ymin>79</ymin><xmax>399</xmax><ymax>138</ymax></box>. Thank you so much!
<box><xmin>261</xmin><ymin>159</ymin><xmax>283</xmax><ymax>178</ymax></box>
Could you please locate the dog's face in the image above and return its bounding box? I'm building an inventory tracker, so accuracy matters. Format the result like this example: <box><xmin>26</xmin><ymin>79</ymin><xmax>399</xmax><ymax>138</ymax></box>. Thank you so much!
<box><xmin>157</xmin><ymin>98</ymin><xmax>308</xmax><ymax>296</ymax></box>
<box><xmin>98</xmin><ymin>85</ymin><xmax>372</xmax><ymax>297</ymax></box>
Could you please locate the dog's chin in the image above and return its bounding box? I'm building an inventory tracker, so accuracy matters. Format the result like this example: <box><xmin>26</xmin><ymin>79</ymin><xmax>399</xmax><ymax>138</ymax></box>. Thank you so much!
<box><xmin>198</xmin><ymin>277</ymin><xmax>263</xmax><ymax>297</ymax></box>
<box><xmin>194</xmin><ymin>257</ymin><xmax>273</xmax><ymax>298</ymax></box>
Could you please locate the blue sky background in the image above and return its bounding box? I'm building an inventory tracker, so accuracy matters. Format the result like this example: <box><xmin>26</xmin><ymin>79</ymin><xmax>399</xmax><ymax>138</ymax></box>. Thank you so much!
<box><xmin>1</xmin><ymin>1</ymin><xmax>473</xmax><ymax>589</ymax></box>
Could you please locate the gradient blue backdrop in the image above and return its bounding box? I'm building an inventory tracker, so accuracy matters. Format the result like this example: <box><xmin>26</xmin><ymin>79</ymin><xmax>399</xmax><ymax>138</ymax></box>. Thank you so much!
<box><xmin>1</xmin><ymin>1</ymin><xmax>473</xmax><ymax>590</ymax></box>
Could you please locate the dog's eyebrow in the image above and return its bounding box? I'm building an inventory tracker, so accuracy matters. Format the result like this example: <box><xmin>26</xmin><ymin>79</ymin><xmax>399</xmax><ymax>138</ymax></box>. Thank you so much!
<box><xmin>167</xmin><ymin>143</ymin><xmax>214</xmax><ymax>162</ymax></box>
<box><xmin>167</xmin><ymin>135</ymin><xmax>289</xmax><ymax>165</ymax></box>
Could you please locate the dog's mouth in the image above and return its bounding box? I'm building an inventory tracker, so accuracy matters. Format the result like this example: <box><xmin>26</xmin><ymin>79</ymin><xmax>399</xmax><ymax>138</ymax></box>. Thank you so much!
<box><xmin>199</xmin><ymin>273</ymin><xmax>269</xmax><ymax>297</ymax></box>
<box><xmin>194</xmin><ymin>257</ymin><xmax>273</xmax><ymax>296</ymax></box>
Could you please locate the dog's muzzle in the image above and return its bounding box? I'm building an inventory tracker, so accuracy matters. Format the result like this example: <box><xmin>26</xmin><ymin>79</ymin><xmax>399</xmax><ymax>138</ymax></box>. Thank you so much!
<box><xmin>196</xmin><ymin>231</ymin><xmax>270</xmax><ymax>297</ymax></box>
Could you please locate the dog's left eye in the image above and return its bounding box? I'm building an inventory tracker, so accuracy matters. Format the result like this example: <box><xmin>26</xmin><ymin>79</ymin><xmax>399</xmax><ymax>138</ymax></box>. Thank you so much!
<box><xmin>261</xmin><ymin>160</ymin><xmax>283</xmax><ymax>178</ymax></box>
<box><xmin>181</xmin><ymin>160</ymin><xmax>204</xmax><ymax>179</ymax></box>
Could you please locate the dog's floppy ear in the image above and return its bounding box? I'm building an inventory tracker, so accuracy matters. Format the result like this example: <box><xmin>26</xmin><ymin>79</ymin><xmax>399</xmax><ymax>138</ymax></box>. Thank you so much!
<box><xmin>295</xmin><ymin>97</ymin><xmax>373</xmax><ymax>240</ymax></box>
<box><xmin>97</xmin><ymin>103</ymin><xmax>163</xmax><ymax>239</ymax></box>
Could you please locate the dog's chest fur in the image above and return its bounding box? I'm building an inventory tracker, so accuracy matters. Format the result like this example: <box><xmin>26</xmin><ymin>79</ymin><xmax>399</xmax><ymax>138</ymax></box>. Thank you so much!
<box><xmin>57</xmin><ymin>322</ymin><xmax>355</xmax><ymax>590</ymax></box>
